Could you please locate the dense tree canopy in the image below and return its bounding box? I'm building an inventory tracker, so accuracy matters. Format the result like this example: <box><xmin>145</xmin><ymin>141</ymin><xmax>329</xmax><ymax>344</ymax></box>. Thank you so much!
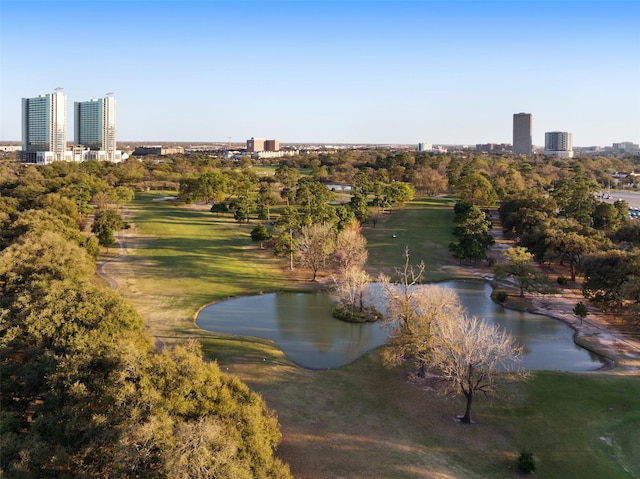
<box><xmin>0</xmin><ymin>162</ymin><xmax>292</xmax><ymax>479</ymax></box>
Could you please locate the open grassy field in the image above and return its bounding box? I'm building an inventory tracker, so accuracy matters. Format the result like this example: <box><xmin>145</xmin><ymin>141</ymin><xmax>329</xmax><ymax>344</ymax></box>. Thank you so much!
<box><xmin>111</xmin><ymin>191</ymin><xmax>640</xmax><ymax>479</ymax></box>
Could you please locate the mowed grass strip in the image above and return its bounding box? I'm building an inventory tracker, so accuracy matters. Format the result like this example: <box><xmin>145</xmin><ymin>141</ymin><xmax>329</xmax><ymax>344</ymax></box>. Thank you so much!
<box><xmin>363</xmin><ymin>196</ymin><xmax>459</xmax><ymax>280</ymax></box>
<box><xmin>117</xmin><ymin>191</ymin><xmax>640</xmax><ymax>479</ymax></box>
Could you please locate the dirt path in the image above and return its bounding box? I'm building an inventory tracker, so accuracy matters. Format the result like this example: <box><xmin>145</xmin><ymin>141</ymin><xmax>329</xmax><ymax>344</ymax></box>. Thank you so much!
<box><xmin>96</xmin><ymin>229</ymin><xmax>128</xmax><ymax>290</ymax></box>
<box><xmin>528</xmin><ymin>290</ymin><xmax>640</xmax><ymax>371</ymax></box>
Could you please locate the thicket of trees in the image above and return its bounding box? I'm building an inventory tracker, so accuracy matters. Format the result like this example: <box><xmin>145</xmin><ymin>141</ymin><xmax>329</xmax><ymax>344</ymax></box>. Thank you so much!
<box><xmin>0</xmin><ymin>161</ymin><xmax>291</xmax><ymax>478</ymax></box>
<box><xmin>497</xmin><ymin>180</ymin><xmax>639</xmax><ymax>322</ymax></box>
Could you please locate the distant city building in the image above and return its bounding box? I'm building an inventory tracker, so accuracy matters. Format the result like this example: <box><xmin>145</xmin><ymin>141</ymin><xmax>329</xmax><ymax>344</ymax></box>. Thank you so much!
<box><xmin>247</xmin><ymin>137</ymin><xmax>266</xmax><ymax>152</ymax></box>
<box><xmin>512</xmin><ymin>113</ymin><xmax>532</xmax><ymax>155</ymax></box>
<box><xmin>417</xmin><ymin>143</ymin><xmax>433</xmax><ymax>152</ymax></box>
<box><xmin>247</xmin><ymin>137</ymin><xmax>280</xmax><ymax>153</ymax></box>
<box><xmin>21</xmin><ymin>88</ymin><xmax>71</xmax><ymax>163</ymax></box>
<box><xmin>544</xmin><ymin>131</ymin><xmax>573</xmax><ymax>158</ymax></box>
<box><xmin>133</xmin><ymin>146</ymin><xmax>184</xmax><ymax>156</ymax></box>
<box><xmin>74</xmin><ymin>93</ymin><xmax>121</xmax><ymax>162</ymax></box>
<box><xmin>613</xmin><ymin>142</ymin><xmax>639</xmax><ymax>153</ymax></box>
<box><xmin>476</xmin><ymin>143</ymin><xmax>511</xmax><ymax>153</ymax></box>
<box><xmin>264</xmin><ymin>139</ymin><xmax>279</xmax><ymax>152</ymax></box>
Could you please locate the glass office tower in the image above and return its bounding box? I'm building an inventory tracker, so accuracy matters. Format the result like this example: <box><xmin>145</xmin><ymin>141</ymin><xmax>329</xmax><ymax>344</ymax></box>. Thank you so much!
<box><xmin>74</xmin><ymin>94</ymin><xmax>117</xmax><ymax>161</ymax></box>
<box><xmin>21</xmin><ymin>88</ymin><xmax>67</xmax><ymax>163</ymax></box>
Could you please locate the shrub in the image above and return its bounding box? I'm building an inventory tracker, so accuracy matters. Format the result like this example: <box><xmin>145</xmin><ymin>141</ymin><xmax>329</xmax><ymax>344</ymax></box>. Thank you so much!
<box><xmin>495</xmin><ymin>291</ymin><xmax>507</xmax><ymax>303</ymax></box>
<box><xmin>557</xmin><ymin>275</ymin><xmax>567</xmax><ymax>285</ymax></box>
<box><xmin>517</xmin><ymin>448</ymin><xmax>536</xmax><ymax>474</ymax></box>
<box><xmin>332</xmin><ymin>306</ymin><xmax>382</xmax><ymax>323</ymax></box>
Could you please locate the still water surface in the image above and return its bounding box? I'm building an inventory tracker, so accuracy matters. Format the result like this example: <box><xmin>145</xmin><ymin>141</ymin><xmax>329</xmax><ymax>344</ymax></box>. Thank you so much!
<box><xmin>196</xmin><ymin>281</ymin><xmax>603</xmax><ymax>370</ymax></box>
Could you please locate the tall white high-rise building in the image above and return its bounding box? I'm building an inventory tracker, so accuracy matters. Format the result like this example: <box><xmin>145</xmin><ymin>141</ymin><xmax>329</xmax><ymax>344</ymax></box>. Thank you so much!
<box><xmin>512</xmin><ymin>113</ymin><xmax>532</xmax><ymax>155</ymax></box>
<box><xmin>21</xmin><ymin>88</ymin><xmax>69</xmax><ymax>163</ymax></box>
<box><xmin>74</xmin><ymin>93</ymin><xmax>119</xmax><ymax>161</ymax></box>
<box><xmin>544</xmin><ymin>131</ymin><xmax>573</xmax><ymax>158</ymax></box>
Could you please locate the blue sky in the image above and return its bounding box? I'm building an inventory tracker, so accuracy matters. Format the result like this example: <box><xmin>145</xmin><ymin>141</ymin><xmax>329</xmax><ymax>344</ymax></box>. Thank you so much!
<box><xmin>1</xmin><ymin>0</ymin><xmax>639</xmax><ymax>146</ymax></box>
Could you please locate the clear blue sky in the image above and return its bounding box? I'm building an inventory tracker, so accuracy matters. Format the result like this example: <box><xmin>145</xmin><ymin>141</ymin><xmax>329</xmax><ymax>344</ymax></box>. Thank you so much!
<box><xmin>1</xmin><ymin>0</ymin><xmax>639</xmax><ymax>146</ymax></box>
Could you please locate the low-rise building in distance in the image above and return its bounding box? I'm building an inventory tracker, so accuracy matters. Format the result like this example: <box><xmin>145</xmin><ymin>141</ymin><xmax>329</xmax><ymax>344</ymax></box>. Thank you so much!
<box><xmin>247</xmin><ymin>137</ymin><xmax>279</xmax><ymax>153</ymax></box>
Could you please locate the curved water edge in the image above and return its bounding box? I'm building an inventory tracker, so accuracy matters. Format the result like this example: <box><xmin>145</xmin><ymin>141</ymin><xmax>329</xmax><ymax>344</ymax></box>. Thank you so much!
<box><xmin>196</xmin><ymin>280</ymin><xmax>605</xmax><ymax>371</ymax></box>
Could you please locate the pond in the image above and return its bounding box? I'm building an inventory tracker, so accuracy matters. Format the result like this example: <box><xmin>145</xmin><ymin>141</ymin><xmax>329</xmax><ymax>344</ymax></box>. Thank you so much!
<box><xmin>196</xmin><ymin>281</ymin><xmax>604</xmax><ymax>371</ymax></box>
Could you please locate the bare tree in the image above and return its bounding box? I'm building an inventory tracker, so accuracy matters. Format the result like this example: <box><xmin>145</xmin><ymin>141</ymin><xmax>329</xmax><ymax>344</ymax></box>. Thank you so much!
<box><xmin>379</xmin><ymin>248</ymin><xmax>464</xmax><ymax>373</ymax></box>
<box><xmin>383</xmin><ymin>286</ymin><xmax>464</xmax><ymax>374</ymax></box>
<box><xmin>378</xmin><ymin>247</ymin><xmax>426</xmax><ymax>331</ymax></box>
<box><xmin>331</xmin><ymin>267</ymin><xmax>372</xmax><ymax>316</ymax></box>
<box><xmin>296</xmin><ymin>223</ymin><xmax>335</xmax><ymax>281</ymax></box>
<box><xmin>333</xmin><ymin>222</ymin><xmax>368</xmax><ymax>276</ymax></box>
<box><xmin>431</xmin><ymin>314</ymin><xmax>524</xmax><ymax>424</ymax></box>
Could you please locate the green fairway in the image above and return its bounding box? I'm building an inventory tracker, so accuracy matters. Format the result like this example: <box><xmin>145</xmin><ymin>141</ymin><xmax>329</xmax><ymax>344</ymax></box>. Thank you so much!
<box><xmin>115</xmin><ymin>191</ymin><xmax>640</xmax><ymax>479</ymax></box>
<box><xmin>363</xmin><ymin>196</ymin><xmax>458</xmax><ymax>280</ymax></box>
<box><xmin>114</xmin><ymin>192</ymin><xmax>293</xmax><ymax>341</ymax></box>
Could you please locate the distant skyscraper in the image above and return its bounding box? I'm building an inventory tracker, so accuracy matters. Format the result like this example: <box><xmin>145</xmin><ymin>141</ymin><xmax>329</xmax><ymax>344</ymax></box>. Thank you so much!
<box><xmin>21</xmin><ymin>88</ymin><xmax>68</xmax><ymax>163</ymax></box>
<box><xmin>74</xmin><ymin>93</ymin><xmax>117</xmax><ymax>161</ymax></box>
<box><xmin>544</xmin><ymin>131</ymin><xmax>573</xmax><ymax>158</ymax></box>
<box><xmin>512</xmin><ymin>113</ymin><xmax>532</xmax><ymax>155</ymax></box>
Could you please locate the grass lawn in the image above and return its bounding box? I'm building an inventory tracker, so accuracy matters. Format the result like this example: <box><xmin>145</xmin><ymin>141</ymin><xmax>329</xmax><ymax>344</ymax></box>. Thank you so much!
<box><xmin>363</xmin><ymin>196</ymin><xmax>459</xmax><ymax>280</ymax></box>
<box><xmin>112</xmin><ymin>191</ymin><xmax>640</xmax><ymax>479</ymax></box>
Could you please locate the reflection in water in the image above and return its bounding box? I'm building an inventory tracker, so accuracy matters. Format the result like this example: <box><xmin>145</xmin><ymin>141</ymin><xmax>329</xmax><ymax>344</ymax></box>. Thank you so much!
<box><xmin>196</xmin><ymin>281</ymin><xmax>603</xmax><ymax>371</ymax></box>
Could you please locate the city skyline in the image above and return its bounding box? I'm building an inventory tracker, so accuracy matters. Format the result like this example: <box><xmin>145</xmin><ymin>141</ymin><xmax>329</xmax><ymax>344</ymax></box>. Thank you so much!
<box><xmin>1</xmin><ymin>1</ymin><xmax>639</xmax><ymax>146</ymax></box>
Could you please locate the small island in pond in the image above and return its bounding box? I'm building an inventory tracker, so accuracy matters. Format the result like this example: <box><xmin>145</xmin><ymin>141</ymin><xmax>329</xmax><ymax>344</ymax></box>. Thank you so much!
<box><xmin>332</xmin><ymin>305</ymin><xmax>383</xmax><ymax>323</ymax></box>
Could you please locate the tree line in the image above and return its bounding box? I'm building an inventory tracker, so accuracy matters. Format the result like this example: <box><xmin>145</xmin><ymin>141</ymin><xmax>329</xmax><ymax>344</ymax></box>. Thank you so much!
<box><xmin>496</xmin><ymin>178</ymin><xmax>640</xmax><ymax>323</ymax></box>
<box><xmin>0</xmin><ymin>161</ymin><xmax>291</xmax><ymax>478</ymax></box>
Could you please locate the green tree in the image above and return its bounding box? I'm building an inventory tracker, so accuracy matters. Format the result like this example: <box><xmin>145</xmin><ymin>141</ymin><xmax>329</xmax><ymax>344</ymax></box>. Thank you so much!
<box><xmin>499</xmin><ymin>190</ymin><xmax>556</xmax><ymax>237</ymax></box>
<box><xmin>448</xmin><ymin>202</ymin><xmax>494</xmax><ymax>264</ymax></box>
<box><xmin>295</xmin><ymin>178</ymin><xmax>336</xmax><ymax>225</ymax></box>
<box><xmin>455</xmin><ymin>173</ymin><xmax>497</xmax><ymax>206</ymax></box>
<box><xmin>257</xmin><ymin>181</ymin><xmax>277</xmax><ymax>220</ymax></box>
<box><xmin>551</xmin><ymin>176</ymin><xmax>598</xmax><ymax>225</ymax></box>
<box><xmin>274</xmin><ymin>206</ymin><xmax>300</xmax><ymax>270</ymax></box>
<box><xmin>348</xmin><ymin>193</ymin><xmax>369</xmax><ymax>224</ymax></box>
<box><xmin>274</xmin><ymin>165</ymin><xmax>299</xmax><ymax>206</ymax></box>
<box><xmin>92</xmin><ymin>209</ymin><xmax>126</xmax><ymax>249</ymax></box>
<box><xmin>544</xmin><ymin>228</ymin><xmax>601</xmax><ymax>282</ymax></box>
<box><xmin>95</xmin><ymin>223</ymin><xmax>116</xmax><ymax>249</ymax></box>
<box><xmin>582</xmin><ymin>250</ymin><xmax>640</xmax><ymax>321</ymax></box>
<box><xmin>494</xmin><ymin>247</ymin><xmax>552</xmax><ymax>298</ymax></box>
<box><xmin>0</xmin><ymin>230</ymin><xmax>95</xmax><ymax>296</ymax></box>
<box><xmin>592</xmin><ymin>202</ymin><xmax>621</xmax><ymax>232</ymax></box>
<box><xmin>383</xmin><ymin>181</ymin><xmax>415</xmax><ymax>209</ymax></box>
<box><xmin>250</xmin><ymin>223</ymin><xmax>272</xmax><ymax>249</ymax></box>
<box><xmin>573</xmin><ymin>302</ymin><xmax>588</xmax><ymax>324</ymax></box>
